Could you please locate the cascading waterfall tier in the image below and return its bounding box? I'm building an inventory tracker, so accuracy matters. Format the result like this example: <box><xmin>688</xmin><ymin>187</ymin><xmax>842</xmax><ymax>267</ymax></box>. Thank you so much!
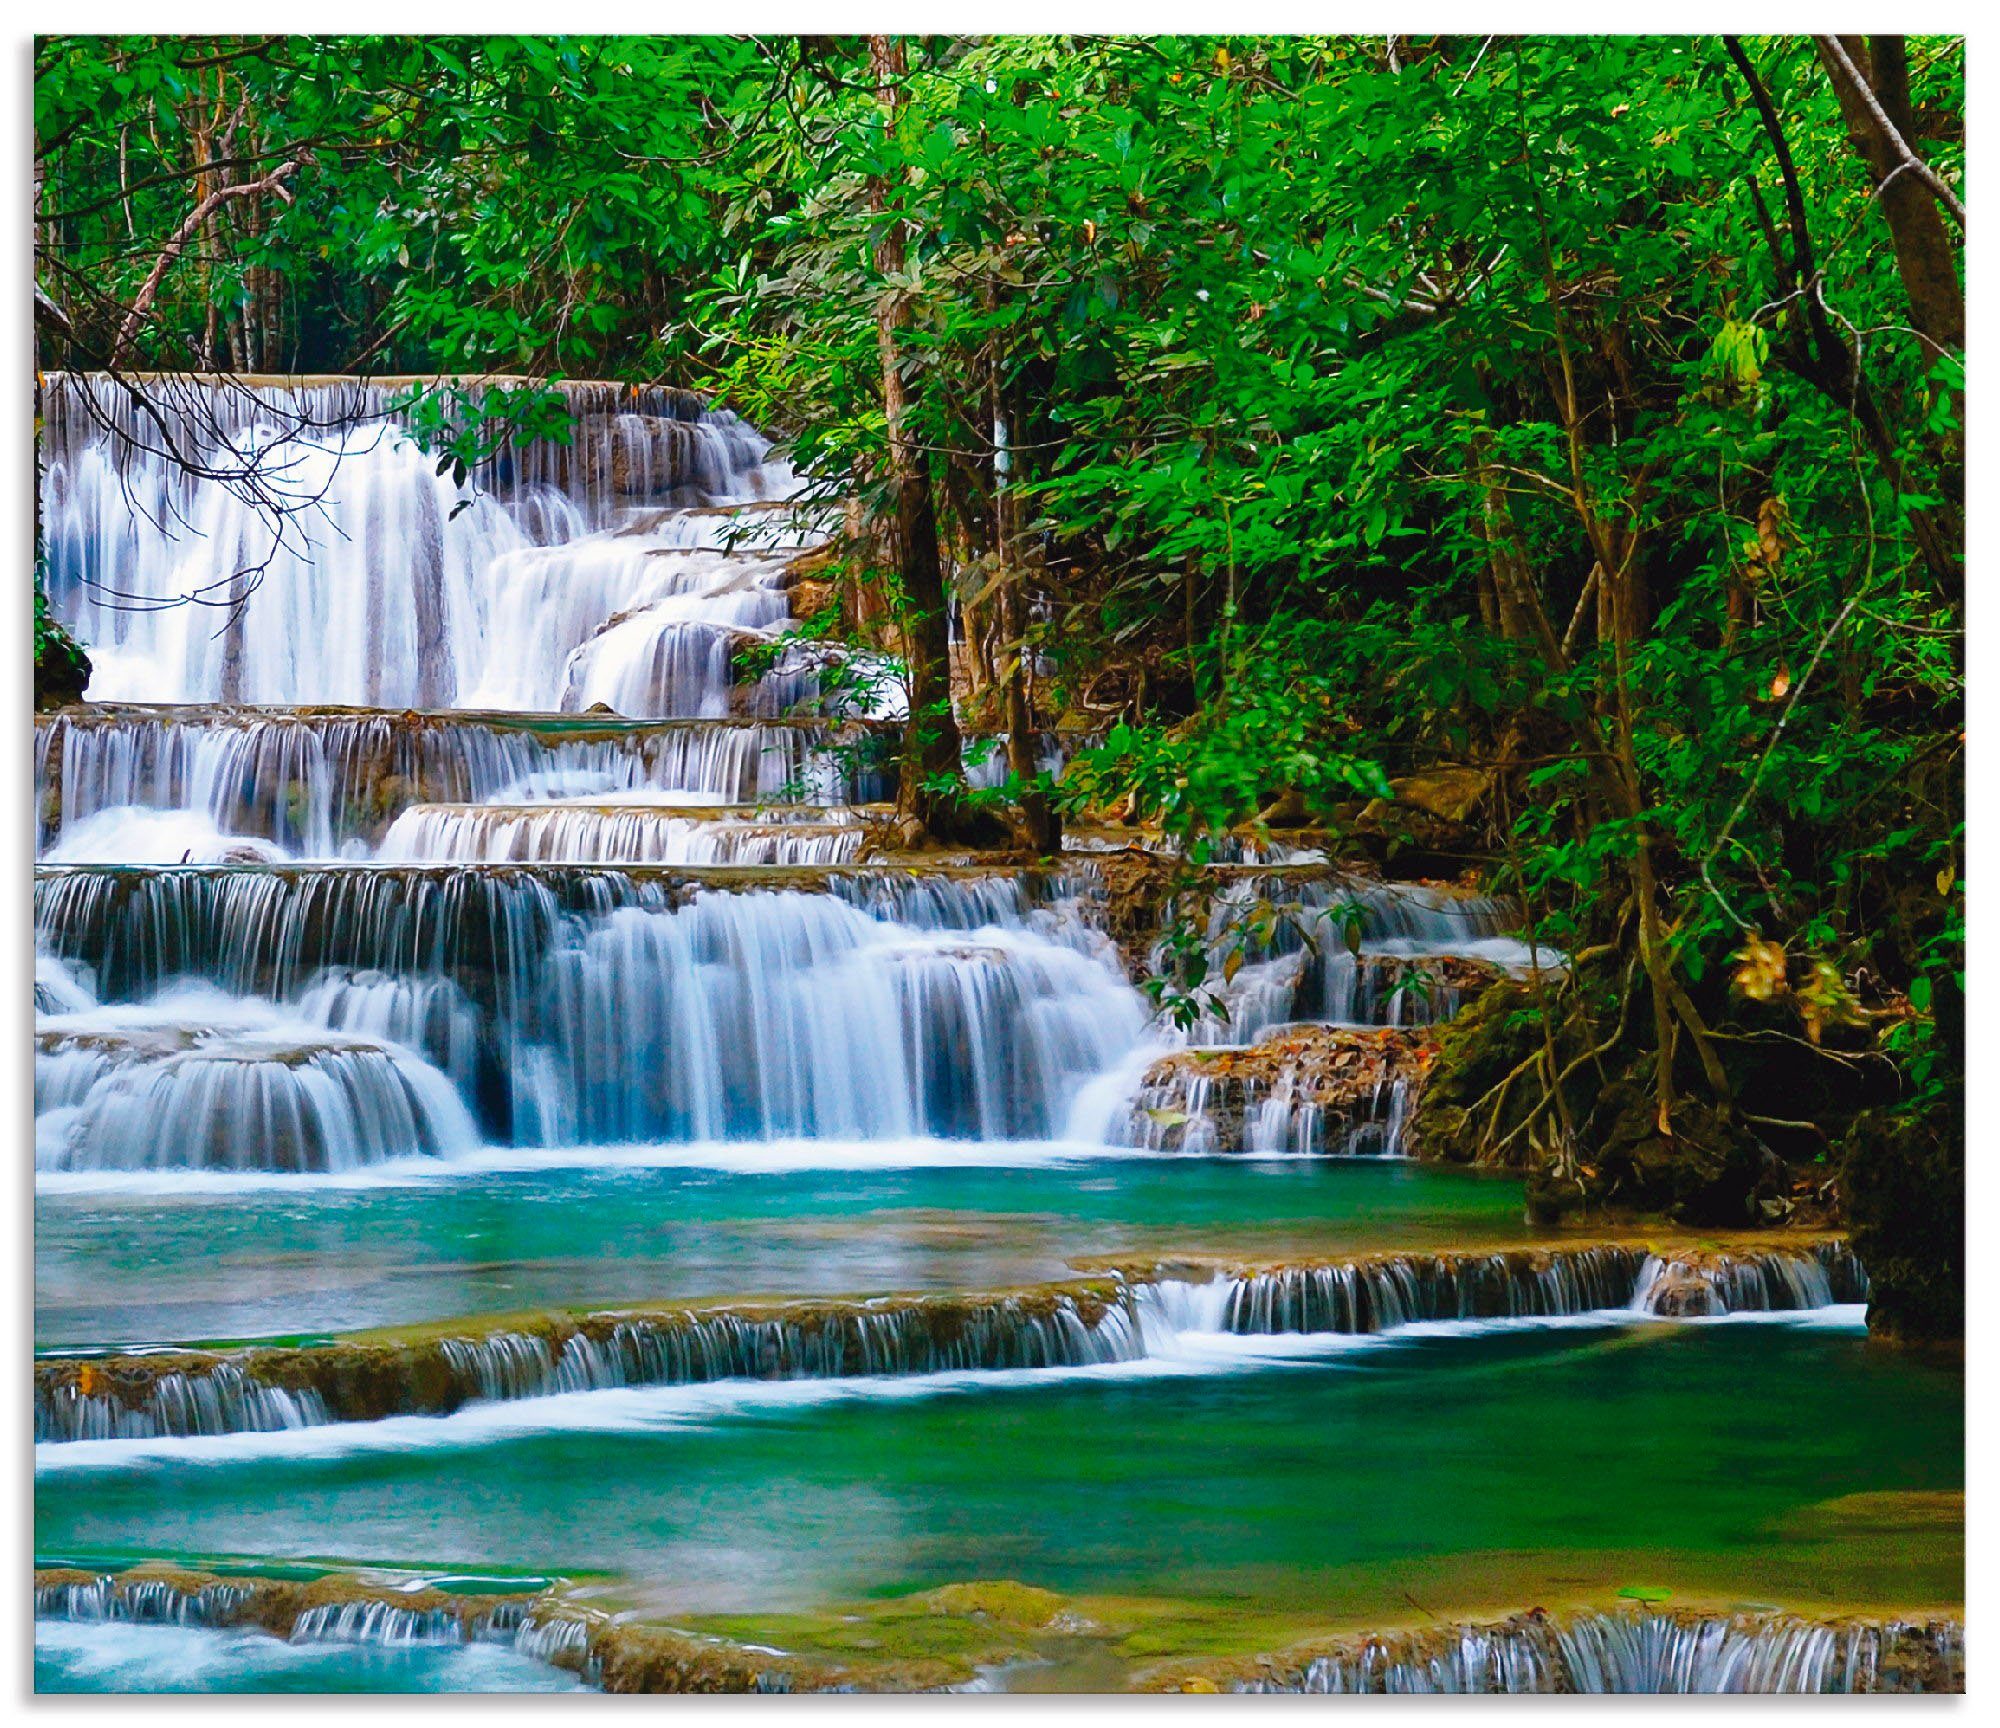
<box><xmin>38</xmin><ymin>373</ymin><xmax>819</xmax><ymax>712</ymax></box>
<box><xmin>1064</xmin><ymin>869</ymin><xmax>1558</xmax><ymax>1155</ymax></box>
<box><xmin>35</xmin><ymin>990</ymin><xmax>478</xmax><ymax>1174</ymax></box>
<box><xmin>35</xmin><ymin>706</ymin><xmax>1092</xmax><ymax>863</ymax></box>
<box><xmin>34</xmin><ymin>1567</ymin><xmax>546</xmax><ymax>1651</ymax></box>
<box><xmin>34</xmin><ymin>864</ymin><xmax>1141</xmax><ymax>1158</ymax></box>
<box><xmin>1111</xmin><ymin>1024</ymin><xmax>1432</xmax><ymax>1157</ymax></box>
<box><xmin>33</xmin><ymin>1240</ymin><xmax>1865</xmax><ymax>1440</ymax></box>
<box><xmin>29</xmin><ymin>1567</ymin><xmax>789</xmax><ymax>1691</ymax></box>
<box><xmin>1216</xmin><ymin>1608</ymin><xmax>1963</xmax><ymax>1695</ymax></box>
<box><xmin>34</xmin><ymin>1279</ymin><xmax>1143</xmax><ymax>1437</ymax></box>
<box><xmin>36</xmin><ymin>707</ymin><xmax>897</xmax><ymax>857</ymax></box>
<box><xmin>378</xmin><ymin>802</ymin><xmax>877</xmax><ymax>866</ymax></box>
<box><xmin>1209</xmin><ymin>1239</ymin><xmax>1866</xmax><ymax>1335</ymax></box>
<box><xmin>37</xmin><ymin>1359</ymin><xmax>331</xmax><ymax>1442</ymax></box>
<box><xmin>1180</xmin><ymin>873</ymin><xmax>1550</xmax><ymax>1045</ymax></box>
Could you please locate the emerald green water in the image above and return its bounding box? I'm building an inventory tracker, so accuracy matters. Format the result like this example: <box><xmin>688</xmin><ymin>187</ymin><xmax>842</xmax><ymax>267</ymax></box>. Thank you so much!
<box><xmin>37</xmin><ymin>1320</ymin><xmax>1961</xmax><ymax>1624</ymax></box>
<box><xmin>35</xmin><ymin>1157</ymin><xmax>1528</xmax><ymax>1345</ymax></box>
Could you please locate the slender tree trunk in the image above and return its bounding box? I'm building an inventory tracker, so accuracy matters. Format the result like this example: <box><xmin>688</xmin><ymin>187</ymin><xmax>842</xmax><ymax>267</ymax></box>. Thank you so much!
<box><xmin>869</xmin><ymin>34</ymin><xmax>984</xmax><ymax>843</ymax></box>
<box><xmin>986</xmin><ymin>316</ymin><xmax>1059</xmax><ymax>852</ymax></box>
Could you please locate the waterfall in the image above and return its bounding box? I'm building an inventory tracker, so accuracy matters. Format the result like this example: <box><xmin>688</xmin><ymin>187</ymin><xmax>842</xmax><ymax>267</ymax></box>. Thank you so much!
<box><xmin>38</xmin><ymin>374</ymin><xmax>809</xmax><ymax>712</ymax></box>
<box><xmin>34</xmin><ymin>867</ymin><xmax>1145</xmax><ymax>1161</ymax></box>
<box><xmin>34</xmin><ymin>1569</ymin><xmax>552</xmax><ymax>1654</ymax></box>
<box><xmin>513</xmin><ymin>1616</ymin><xmax>596</xmax><ymax>1667</ymax></box>
<box><xmin>36</xmin><ymin>1360</ymin><xmax>331</xmax><ymax>1442</ymax></box>
<box><xmin>1113</xmin><ymin>1054</ymin><xmax>1416</xmax><ymax>1157</ymax></box>
<box><xmin>1228</xmin><ymin>1610</ymin><xmax>1964</xmax><ymax>1694</ymax></box>
<box><xmin>1627</xmin><ymin>1240</ymin><xmax>1869</xmax><ymax>1315</ymax></box>
<box><xmin>35</xmin><ymin>1577</ymin><xmax>255</xmax><ymax>1629</ymax></box>
<box><xmin>35</xmin><ymin>708</ymin><xmax>896</xmax><ymax>861</ymax></box>
<box><xmin>1216</xmin><ymin>1247</ymin><xmax>1651</xmax><ymax>1332</ymax></box>
<box><xmin>1215</xmin><ymin>1242</ymin><xmax>1867</xmax><ymax>1334</ymax></box>
<box><xmin>455</xmin><ymin>543</ymin><xmax>797</xmax><ymax>715</ymax></box>
<box><xmin>289</xmin><ymin>1603</ymin><xmax>468</xmax><ymax>1647</ymax></box>
<box><xmin>378</xmin><ymin>803</ymin><xmax>872</xmax><ymax>866</ymax></box>
<box><xmin>34</xmin><ymin>1241</ymin><xmax>1863</xmax><ymax>1440</ymax></box>
<box><xmin>1073</xmin><ymin>873</ymin><xmax>1561</xmax><ymax>1155</ymax></box>
<box><xmin>1177</xmin><ymin>875</ymin><xmax>1543</xmax><ymax>1045</ymax></box>
<box><xmin>34</xmin><ymin>950</ymin><xmax>97</xmax><ymax>1015</ymax></box>
<box><xmin>33</xmin><ymin>1568</ymin><xmax>1957</xmax><ymax>1695</ymax></box>
<box><xmin>536</xmin><ymin>894</ymin><xmax>1144</xmax><ymax>1144</ymax></box>
<box><xmin>36</xmin><ymin>986</ymin><xmax>479</xmax><ymax>1173</ymax></box>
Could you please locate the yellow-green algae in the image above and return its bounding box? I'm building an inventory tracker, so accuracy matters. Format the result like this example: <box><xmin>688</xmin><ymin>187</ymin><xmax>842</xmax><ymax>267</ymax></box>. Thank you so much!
<box><xmin>38</xmin><ymin>1496</ymin><xmax>1962</xmax><ymax>1697</ymax></box>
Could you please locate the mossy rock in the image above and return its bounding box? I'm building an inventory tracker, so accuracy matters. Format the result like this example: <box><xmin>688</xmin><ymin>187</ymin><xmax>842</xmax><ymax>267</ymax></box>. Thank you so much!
<box><xmin>34</xmin><ymin>608</ymin><xmax>91</xmax><ymax>710</ymax></box>
<box><xmin>1842</xmin><ymin>1107</ymin><xmax>1962</xmax><ymax>1342</ymax></box>
<box><xmin>921</xmin><ymin>1580</ymin><xmax>1070</xmax><ymax>1627</ymax></box>
<box><xmin>1403</xmin><ymin>979</ymin><xmax>1545</xmax><ymax>1164</ymax></box>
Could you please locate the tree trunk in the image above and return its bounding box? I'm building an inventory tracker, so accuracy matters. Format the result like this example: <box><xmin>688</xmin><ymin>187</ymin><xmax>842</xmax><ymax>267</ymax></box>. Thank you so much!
<box><xmin>989</xmin><ymin>328</ymin><xmax>1060</xmax><ymax>852</ymax></box>
<box><xmin>1724</xmin><ymin>36</ymin><xmax>1962</xmax><ymax>607</ymax></box>
<box><xmin>868</xmin><ymin>34</ymin><xmax>987</xmax><ymax>844</ymax></box>
<box><xmin>1815</xmin><ymin>35</ymin><xmax>1964</xmax><ymax>360</ymax></box>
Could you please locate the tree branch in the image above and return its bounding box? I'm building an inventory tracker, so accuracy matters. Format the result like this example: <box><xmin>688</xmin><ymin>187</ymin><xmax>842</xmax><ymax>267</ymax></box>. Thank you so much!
<box><xmin>109</xmin><ymin>157</ymin><xmax>301</xmax><ymax>368</ymax></box>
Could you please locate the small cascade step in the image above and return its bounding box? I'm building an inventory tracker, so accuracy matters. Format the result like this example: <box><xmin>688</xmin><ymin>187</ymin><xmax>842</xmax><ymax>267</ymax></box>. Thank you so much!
<box><xmin>35</xmin><ymin>1564</ymin><xmax>553</xmax><ymax>1651</ymax></box>
<box><xmin>30</xmin><ymin>1565</ymin><xmax>791</xmax><ymax>1692</ymax></box>
<box><xmin>33</xmin><ymin>1238</ymin><xmax>1865</xmax><ymax>1440</ymax></box>
<box><xmin>38</xmin><ymin>705</ymin><xmax>1103</xmax><ymax>860</ymax></box>
<box><xmin>37</xmin><ymin>706</ymin><xmax>900</xmax><ymax>857</ymax></box>
<box><xmin>1197</xmin><ymin>1608</ymin><xmax>1963</xmax><ymax>1695</ymax></box>
<box><xmin>35</xmin><ymin>998</ymin><xmax>479</xmax><ymax>1174</ymax></box>
<box><xmin>378</xmin><ymin>801</ymin><xmax>884</xmax><ymax>865</ymax></box>
<box><xmin>1181</xmin><ymin>871</ymin><xmax>1556</xmax><ymax>1046</ymax></box>
<box><xmin>1114</xmin><ymin>1024</ymin><xmax>1433</xmax><ymax>1156</ymax></box>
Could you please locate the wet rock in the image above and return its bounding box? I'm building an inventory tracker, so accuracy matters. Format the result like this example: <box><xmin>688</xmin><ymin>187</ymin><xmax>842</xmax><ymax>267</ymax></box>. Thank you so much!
<box><xmin>1403</xmin><ymin>978</ymin><xmax>1546</xmax><ymax>1165</ymax></box>
<box><xmin>1635</xmin><ymin>1260</ymin><xmax>1723</xmax><ymax>1317</ymax></box>
<box><xmin>1348</xmin><ymin>765</ymin><xmax>1494</xmax><ymax>865</ymax></box>
<box><xmin>1125</xmin><ymin>1024</ymin><xmax>1433</xmax><ymax>1155</ymax></box>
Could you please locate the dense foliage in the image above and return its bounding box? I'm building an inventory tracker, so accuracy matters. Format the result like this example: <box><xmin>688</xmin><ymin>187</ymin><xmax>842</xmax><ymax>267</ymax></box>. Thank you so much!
<box><xmin>36</xmin><ymin>35</ymin><xmax>1964</xmax><ymax>1317</ymax></box>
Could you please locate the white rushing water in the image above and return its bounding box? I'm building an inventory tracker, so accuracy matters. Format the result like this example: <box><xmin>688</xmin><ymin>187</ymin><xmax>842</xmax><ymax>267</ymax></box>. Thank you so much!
<box><xmin>33</xmin><ymin>852</ymin><xmax>1553</xmax><ymax>1169</ymax></box>
<box><xmin>39</xmin><ymin>373</ymin><xmax>814</xmax><ymax>712</ymax></box>
<box><xmin>34</xmin><ymin>1618</ymin><xmax>583</xmax><ymax>1693</ymax></box>
<box><xmin>36</xmin><ymin>985</ymin><xmax>479</xmax><ymax>1174</ymax></box>
<box><xmin>33</xmin><ymin>874</ymin><xmax>1152</xmax><ymax>1166</ymax></box>
<box><xmin>36</xmin><ymin>708</ymin><xmax>898</xmax><ymax>859</ymax></box>
<box><xmin>34</xmin><ymin>375</ymin><xmax>1545</xmax><ymax>1177</ymax></box>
